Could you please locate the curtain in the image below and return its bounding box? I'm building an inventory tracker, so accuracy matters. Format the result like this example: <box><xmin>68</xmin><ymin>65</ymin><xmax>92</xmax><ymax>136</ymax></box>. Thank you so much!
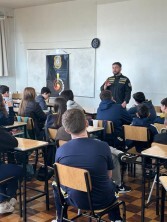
<box><xmin>0</xmin><ymin>20</ymin><xmax>8</xmax><ymax>76</ymax></box>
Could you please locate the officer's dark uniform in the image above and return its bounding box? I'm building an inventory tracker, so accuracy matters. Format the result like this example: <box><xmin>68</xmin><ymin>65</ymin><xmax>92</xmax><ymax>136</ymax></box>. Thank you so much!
<box><xmin>100</xmin><ymin>74</ymin><xmax>132</xmax><ymax>104</ymax></box>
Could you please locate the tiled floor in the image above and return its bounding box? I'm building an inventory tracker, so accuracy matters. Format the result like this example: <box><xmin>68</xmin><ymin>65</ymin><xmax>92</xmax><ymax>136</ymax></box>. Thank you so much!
<box><xmin>0</xmin><ymin>165</ymin><xmax>167</xmax><ymax>222</ymax></box>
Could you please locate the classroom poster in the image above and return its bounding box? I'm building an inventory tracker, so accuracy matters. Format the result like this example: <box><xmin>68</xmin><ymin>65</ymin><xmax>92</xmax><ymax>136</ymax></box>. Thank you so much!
<box><xmin>46</xmin><ymin>54</ymin><xmax>69</xmax><ymax>96</ymax></box>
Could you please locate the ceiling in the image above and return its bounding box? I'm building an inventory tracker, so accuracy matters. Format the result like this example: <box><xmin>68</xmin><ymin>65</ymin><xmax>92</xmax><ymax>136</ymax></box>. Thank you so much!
<box><xmin>0</xmin><ymin>0</ymin><xmax>130</xmax><ymax>9</ymax></box>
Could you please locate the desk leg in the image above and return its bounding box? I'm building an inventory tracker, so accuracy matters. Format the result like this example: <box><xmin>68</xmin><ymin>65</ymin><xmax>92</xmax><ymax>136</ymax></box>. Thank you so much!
<box><xmin>156</xmin><ymin>158</ymin><xmax>160</xmax><ymax>215</ymax></box>
<box><xmin>141</xmin><ymin>156</ymin><xmax>146</xmax><ymax>222</ymax></box>
<box><xmin>160</xmin><ymin>186</ymin><xmax>166</xmax><ymax>222</ymax></box>
<box><xmin>23</xmin><ymin>152</ymin><xmax>27</xmax><ymax>222</ymax></box>
<box><xmin>43</xmin><ymin>146</ymin><xmax>49</xmax><ymax>210</ymax></box>
<box><xmin>23</xmin><ymin>125</ymin><xmax>27</xmax><ymax>138</ymax></box>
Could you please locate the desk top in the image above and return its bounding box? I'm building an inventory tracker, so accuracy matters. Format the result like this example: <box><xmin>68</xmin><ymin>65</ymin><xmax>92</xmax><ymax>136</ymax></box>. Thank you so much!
<box><xmin>84</xmin><ymin>107</ymin><xmax>97</xmax><ymax>115</ymax></box>
<box><xmin>87</xmin><ymin>126</ymin><xmax>104</xmax><ymax>133</ymax></box>
<box><xmin>4</xmin><ymin>121</ymin><xmax>27</xmax><ymax>129</ymax></box>
<box><xmin>142</xmin><ymin>145</ymin><xmax>167</xmax><ymax>159</ymax></box>
<box><xmin>15</xmin><ymin>138</ymin><xmax>48</xmax><ymax>151</ymax></box>
<box><xmin>46</xmin><ymin>103</ymin><xmax>54</xmax><ymax>107</ymax></box>
<box><xmin>159</xmin><ymin>176</ymin><xmax>167</xmax><ymax>191</ymax></box>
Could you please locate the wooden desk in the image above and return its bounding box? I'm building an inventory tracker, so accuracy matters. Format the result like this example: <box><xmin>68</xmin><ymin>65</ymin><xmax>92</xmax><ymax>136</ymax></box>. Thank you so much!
<box><xmin>84</xmin><ymin>107</ymin><xmax>97</xmax><ymax>119</ymax></box>
<box><xmin>87</xmin><ymin>126</ymin><xmax>104</xmax><ymax>133</ymax></box>
<box><xmin>15</xmin><ymin>138</ymin><xmax>49</xmax><ymax>222</ymax></box>
<box><xmin>4</xmin><ymin>121</ymin><xmax>27</xmax><ymax>137</ymax></box>
<box><xmin>141</xmin><ymin>145</ymin><xmax>167</xmax><ymax>222</ymax></box>
<box><xmin>13</xmin><ymin>107</ymin><xmax>19</xmax><ymax>114</ymax></box>
<box><xmin>46</xmin><ymin>102</ymin><xmax>54</xmax><ymax>111</ymax></box>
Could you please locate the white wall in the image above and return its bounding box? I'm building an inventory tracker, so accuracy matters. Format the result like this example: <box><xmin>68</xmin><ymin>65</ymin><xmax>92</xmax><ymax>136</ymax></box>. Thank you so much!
<box><xmin>14</xmin><ymin>0</ymin><xmax>98</xmax><ymax>107</ymax></box>
<box><xmin>97</xmin><ymin>0</ymin><xmax>167</xmax><ymax>107</ymax></box>
<box><xmin>0</xmin><ymin>8</ymin><xmax>16</xmax><ymax>92</ymax></box>
<box><xmin>14</xmin><ymin>0</ymin><xmax>167</xmax><ymax>108</ymax></box>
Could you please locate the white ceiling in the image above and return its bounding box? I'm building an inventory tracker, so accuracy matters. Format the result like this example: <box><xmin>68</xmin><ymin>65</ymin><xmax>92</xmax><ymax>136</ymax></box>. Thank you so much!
<box><xmin>0</xmin><ymin>0</ymin><xmax>130</xmax><ymax>9</ymax></box>
<box><xmin>0</xmin><ymin>0</ymin><xmax>75</xmax><ymax>9</ymax></box>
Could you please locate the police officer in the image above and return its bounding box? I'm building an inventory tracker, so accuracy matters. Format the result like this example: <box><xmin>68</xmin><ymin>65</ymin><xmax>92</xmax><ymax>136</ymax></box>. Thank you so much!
<box><xmin>100</xmin><ymin>62</ymin><xmax>132</xmax><ymax>108</ymax></box>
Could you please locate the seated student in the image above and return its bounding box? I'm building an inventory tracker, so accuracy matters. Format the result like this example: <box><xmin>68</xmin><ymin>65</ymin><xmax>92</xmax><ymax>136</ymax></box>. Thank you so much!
<box><xmin>0</xmin><ymin>85</ymin><xmax>13</xmax><ymax>112</ymax></box>
<box><xmin>0</xmin><ymin>94</ymin><xmax>15</xmax><ymax>126</ymax></box>
<box><xmin>126</xmin><ymin>104</ymin><xmax>158</xmax><ymax>153</ymax></box>
<box><xmin>45</xmin><ymin>97</ymin><xmax>67</xmax><ymax>130</ymax></box>
<box><xmin>60</xmin><ymin>89</ymin><xmax>84</xmax><ymax>111</ymax></box>
<box><xmin>35</xmin><ymin>87</ymin><xmax>51</xmax><ymax>110</ymax></box>
<box><xmin>18</xmin><ymin>87</ymin><xmax>46</xmax><ymax>139</ymax></box>
<box><xmin>52</xmin><ymin>109</ymin><xmax>124</xmax><ymax>222</ymax></box>
<box><xmin>96</xmin><ymin>90</ymin><xmax>132</xmax><ymax>145</ymax></box>
<box><xmin>154</xmin><ymin>98</ymin><xmax>167</xmax><ymax>124</ymax></box>
<box><xmin>0</xmin><ymin>127</ymin><xmax>23</xmax><ymax>214</ymax></box>
<box><xmin>55</xmin><ymin>125</ymin><xmax>136</xmax><ymax>193</ymax></box>
<box><xmin>128</xmin><ymin>92</ymin><xmax>156</xmax><ymax>123</ymax></box>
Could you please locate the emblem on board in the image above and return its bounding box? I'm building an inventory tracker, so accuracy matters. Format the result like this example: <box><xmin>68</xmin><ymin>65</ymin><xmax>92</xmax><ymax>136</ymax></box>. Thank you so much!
<box><xmin>54</xmin><ymin>56</ymin><xmax>62</xmax><ymax>69</ymax></box>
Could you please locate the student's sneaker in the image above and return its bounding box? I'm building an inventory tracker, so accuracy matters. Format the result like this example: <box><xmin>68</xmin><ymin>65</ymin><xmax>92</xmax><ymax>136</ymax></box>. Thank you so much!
<box><xmin>111</xmin><ymin>219</ymin><xmax>123</xmax><ymax>222</ymax></box>
<box><xmin>119</xmin><ymin>153</ymin><xmax>138</xmax><ymax>163</ymax></box>
<box><xmin>0</xmin><ymin>201</ymin><xmax>14</xmax><ymax>214</ymax></box>
<box><xmin>117</xmin><ymin>184</ymin><xmax>131</xmax><ymax>194</ymax></box>
<box><xmin>9</xmin><ymin>198</ymin><xmax>17</xmax><ymax>207</ymax></box>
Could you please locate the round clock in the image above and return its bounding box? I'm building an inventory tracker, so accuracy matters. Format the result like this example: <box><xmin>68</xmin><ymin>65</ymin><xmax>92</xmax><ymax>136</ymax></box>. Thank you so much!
<box><xmin>91</xmin><ymin>38</ymin><xmax>100</xmax><ymax>49</ymax></box>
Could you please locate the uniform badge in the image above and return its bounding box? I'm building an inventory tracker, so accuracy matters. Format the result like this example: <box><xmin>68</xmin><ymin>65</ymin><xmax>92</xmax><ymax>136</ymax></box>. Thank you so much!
<box><xmin>54</xmin><ymin>56</ymin><xmax>62</xmax><ymax>69</ymax></box>
<box><xmin>128</xmin><ymin>83</ymin><xmax>132</xmax><ymax>87</ymax></box>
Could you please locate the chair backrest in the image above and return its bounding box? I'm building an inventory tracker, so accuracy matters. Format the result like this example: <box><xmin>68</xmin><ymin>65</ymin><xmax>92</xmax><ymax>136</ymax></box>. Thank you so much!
<box><xmin>123</xmin><ymin>125</ymin><xmax>149</xmax><ymax>142</ymax></box>
<box><xmin>48</xmin><ymin>128</ymin><xmax>57</xmax><ymax>140</ymax></box>
<box><xmin>16</xmin><ymin>116</ymin><xmax>34</xmax><ymax>130</ymax></box>
<box><xmin>95</xmin><ymin>120</ymin><xmax>114</xmax><ymax>134</ymax></box>
<box><xmin>55</xmin><ymin>163</ymin><xmax>92</xmax><ymax>192</ymax></box>
<box><xmin>58</xmin><ymin>140</ymin><xmax>67</xmax><ymax>146</ymax></box>
<box><xmin>154</xmin><ymin>106</ymin><xmax>161</xmax><ymax>113</ymax></box>
<box><xmin>154</xmin><ymin>123</ymin><xmax>166</xmax><ymax>133</ymax></box>
<box><xmin>12</xmin><ymin>93</ymin><xmax>22</xmax><ymax>100</ymax></box>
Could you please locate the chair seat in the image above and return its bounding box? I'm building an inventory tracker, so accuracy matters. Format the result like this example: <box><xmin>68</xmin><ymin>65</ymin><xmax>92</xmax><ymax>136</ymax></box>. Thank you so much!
<box><xmin>127</xmin><ymin>147</ymin><xmax>140</xmax><ymax>155</ymax></box>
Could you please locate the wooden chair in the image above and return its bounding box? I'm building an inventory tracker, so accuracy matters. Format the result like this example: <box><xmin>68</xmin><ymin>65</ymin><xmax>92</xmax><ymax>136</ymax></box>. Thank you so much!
<box><xmin>48</xmin><ymin>128</ymin><xmax>57</xmax><ymax>140</ymax></box>
<box><xmin>12</xmin><ymin>93</ymin><xmax>22</xmax><ymax>100</ymax></box>
<box><xmin>92</xmin><ymin>120</ymin><xmax>114</xmax><ymax>145</ymax></box>
<box><xmin>53</xmin><ymin>163</ymin><xmax>126</xmax><ymax>222</ymax></box>
<box><xmin>159</xmin><ymin>176</ymin><xmax>167</xmax><ymax>222</ymax></box>
<box><xmin>154</xmin><ymin>106</ymin><xmax>161</xmax><ymax>113</ymax></box>
<box><xmin>154</xmin><ymin>123</ymin><xmax>166</xmax><ymax>133</ymax></box>
<box><xmin>123</xmin><ymin>125</ymin><xmax>150</xmax><ymax>177</ymax></box>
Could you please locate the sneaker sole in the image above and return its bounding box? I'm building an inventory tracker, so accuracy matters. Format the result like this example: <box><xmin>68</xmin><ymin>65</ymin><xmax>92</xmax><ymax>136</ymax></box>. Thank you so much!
<box><xmin>118</xmin><ymin>190</ymin><xmax>131</xmax><ymax>194</ymax></box>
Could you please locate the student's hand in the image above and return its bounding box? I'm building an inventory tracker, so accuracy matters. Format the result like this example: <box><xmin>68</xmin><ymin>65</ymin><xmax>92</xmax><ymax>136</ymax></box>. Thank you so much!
<box><xmin>121</xmin><ymin>101</ymin><xmax>127</xmax><ymax>108</ymax></box>
<box><xmin>6</xmin><ymin>101</ymin><xmax>13</xmax><ymax>107</ymax></box>
<box><xmin>104</xmin><ymin>80</ymin><xmax>111</xmax><ymax>89</ymax></box>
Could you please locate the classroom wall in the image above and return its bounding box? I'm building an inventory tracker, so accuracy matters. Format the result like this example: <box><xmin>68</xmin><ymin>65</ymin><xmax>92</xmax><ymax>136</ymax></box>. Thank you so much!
<box><xmin>0</xmin><ymin>8</ymin><xmax>16</xmax><ymax>92</ymax></box>
<box><xmin>14</xmin><ymin>0</ymin><xmax>167</xmax><ymax>108</ymax></box>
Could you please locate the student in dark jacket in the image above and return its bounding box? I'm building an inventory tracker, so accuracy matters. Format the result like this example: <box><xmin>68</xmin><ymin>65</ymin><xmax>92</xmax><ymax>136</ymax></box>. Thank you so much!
<box><xmin>128</xmin><ymin>92</ymin><xmax>156</xmax><ymax>123</ymax></box>
<box><xmin>154</xmin><ymin>97</ymin><xmax>167</xmax><ymax>124</ymax></box>
<box><xmin>35</xmin><ymin>87</ymin><xmax>51</xmax><ymax>110</ymax></box>
<box><xmin>0</xmin><ymin>128</ymin><xmax>23</xmax><ymax>214</ymax></box>
<box><xmin>96</xmin><ymin>90</ymin><xmax>132</xmax><ymax>137</ymax></box>
<box><xmin>18</xmin><ymin>87</ymin><xmax>46</xmax><ymax>139</ymax></box>
<box><xmin>0</xmin><ymin>94</ymin><xmax>15</xmax><ymax>126</ymax></box>
<box><xmin>126</xmin><ymin>104</ymin><xmax>158</xmax><ymax>153</ymax></box>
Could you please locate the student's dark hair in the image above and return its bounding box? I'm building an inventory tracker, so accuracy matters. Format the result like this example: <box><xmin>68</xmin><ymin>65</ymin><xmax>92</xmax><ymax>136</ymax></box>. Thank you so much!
<box><xmin>112</xmin><ymin>62</ymin><xmax>122</xmax><ymax>68</ymax></box>
<box><xmin>62</xmin><ymin>109</ymin><xmax>86</xmax><ymax>134</ymax></box>
<box><xmin>133</xmin><ymin>92</ymin><xmax>146</xmax><ymax>103</ymax></box>
<box><xmin>137</xmin><ymin>104</ymin><xmax>149</xmax><ymax>118</ymax></box>
<box><xmin>100</xmin><ymin>90</ymin><xmax>112</xmax><ymax>101</ymax></box>
<box><xmin>0</xmin><ymin>94</ymin><xmax>8</xmax><ymax>117</ymax></box>
<box><xmin>60</xmin><ymin>90</ymin><xmax>74</xmax><ymax>101</ymax></box>
<box><xmin>161</xmin><ymin>98</ymin><xmax>167</xmax><ymax>107</ymax></box>
<box><xmin>53</xmin><ymin>97</ymin><xmax>67</xmax><ymax>128</ymax></box>
<box><xmin>41</xmin><ymin>87</ymin><xmax>51</xmax><ymax>95</ymax></box>
<box><xmin>0</xmin><ymin>85</ymin><xmax>9</xmax><ymax>94</ymax></box>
